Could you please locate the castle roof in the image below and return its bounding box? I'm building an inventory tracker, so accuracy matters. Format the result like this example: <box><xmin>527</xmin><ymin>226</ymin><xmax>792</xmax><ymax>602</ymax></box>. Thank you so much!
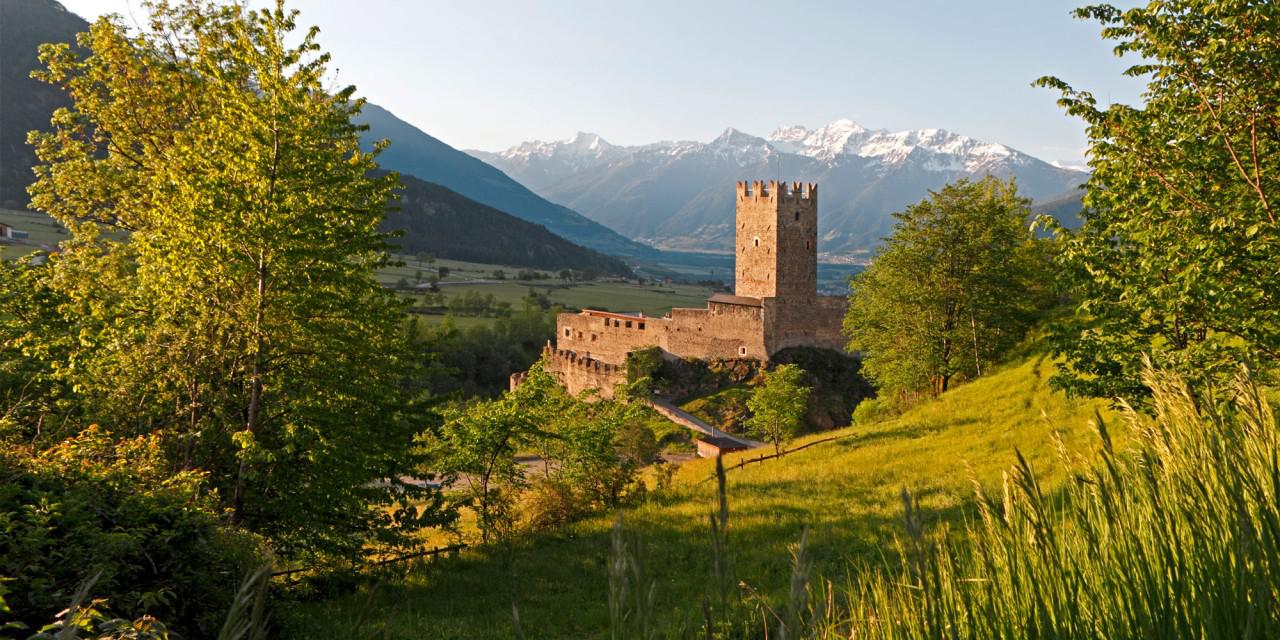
<box><xmin>581</xmin><ymin>309</ymin><xmax>645</xmax><ymax>321</ymax></box>
<box><xmin>708</xmin><ymin>293</ymin><xmax>763</xmax><ymax>308</ymax></box>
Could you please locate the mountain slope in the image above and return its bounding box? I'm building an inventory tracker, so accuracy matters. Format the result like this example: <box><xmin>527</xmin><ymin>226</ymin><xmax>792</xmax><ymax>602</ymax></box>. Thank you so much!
<box><xmin>355</xmin><ymin>105</ymin><xmax>654</xmax><ymax>258</ymax></box>
<box><xmin>0</xmin><ymin>1</ymin><xmax>633</xmax><ymax>274</ymax></box>
<box><xmin>473</xmin><ymin>123</ymin><xmax>1089</xmax><ymax>255</ymax></box>
<box><xmin>386</xmin><ymin>173</ymin><xmax>629</xmax><ymax>274</ymax></box>
<box><xmin>0</xmin><ymin>0</ymin><xmax>86</xmax><ymax>209</ymax></box>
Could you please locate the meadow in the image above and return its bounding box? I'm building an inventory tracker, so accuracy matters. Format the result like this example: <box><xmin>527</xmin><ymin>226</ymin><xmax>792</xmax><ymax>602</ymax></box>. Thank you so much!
<box><xmin>283</xmin><ymin>353</ymin><xmax>1114</xmax><ymax>638</ymax></box>
<box><xmin>0</xmin><ymin>207</ymin><xmax>65</xmax><ymax>258</ymax></box>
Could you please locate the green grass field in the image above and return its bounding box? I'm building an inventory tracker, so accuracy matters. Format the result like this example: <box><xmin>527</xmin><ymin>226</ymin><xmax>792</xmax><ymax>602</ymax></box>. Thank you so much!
<box><xmin>283</xmin><ymin>354</ymin><xmax>1114</xmax><ymax>638</ymax></box>
<box><xmin>0</xmin><ymin>208</ymin><xmax>66</xmax><ymax>258</ymax></box>
<box><xmin>388</xmin><ymin>255</ymin><xmax>718</xmax><ymax>323</ymax></box>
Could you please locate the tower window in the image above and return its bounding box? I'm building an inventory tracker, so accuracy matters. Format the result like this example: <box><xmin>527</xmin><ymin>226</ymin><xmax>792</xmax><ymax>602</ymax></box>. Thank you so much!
<box><xmin>806</xmin><ymin>240</ymin><xmax>811</xmax><ymax>250</ymax></box>
<box><xmin>794</xmin><ymin>211</ymin><xmax>800</xmax><ymax>221</ymax></box>
<box><xmin>753</xmin><ymin>237</ymin><xmax>760</xmax><ymax>247</ymax></box>
<box><xmin>564</xmin><ymin>328</ymin><xmax>570</xmax><ymax>337</ymax></box>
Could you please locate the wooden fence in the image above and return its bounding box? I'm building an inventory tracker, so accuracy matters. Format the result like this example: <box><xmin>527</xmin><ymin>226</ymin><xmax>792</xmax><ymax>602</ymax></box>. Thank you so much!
<box><xmin>696</xmin><ymin>433</ymin><xmax>851</xmax><ymax>485</ymax></box>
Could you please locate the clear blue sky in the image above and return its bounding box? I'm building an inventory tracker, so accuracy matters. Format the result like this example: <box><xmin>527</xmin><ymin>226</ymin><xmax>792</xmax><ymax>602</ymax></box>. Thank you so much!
<box><xmin>59</xmin><ymin>0</ymin><xmax>1144</xmax><ymax>165</ymax></box>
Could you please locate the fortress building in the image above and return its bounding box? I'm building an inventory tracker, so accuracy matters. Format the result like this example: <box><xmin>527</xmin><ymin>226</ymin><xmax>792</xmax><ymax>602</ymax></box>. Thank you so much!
<box><xmin>537</xmin><ymin>180</ymin><xmax>847</xmax><ymax>398</ymax></box>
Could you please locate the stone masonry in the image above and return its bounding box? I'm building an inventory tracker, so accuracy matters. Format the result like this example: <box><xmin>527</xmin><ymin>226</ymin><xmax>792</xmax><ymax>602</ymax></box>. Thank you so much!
<box><xmin>525</xmin><ymin>180</ymin><xmax>847</xmax><ymax>399</ymax></box>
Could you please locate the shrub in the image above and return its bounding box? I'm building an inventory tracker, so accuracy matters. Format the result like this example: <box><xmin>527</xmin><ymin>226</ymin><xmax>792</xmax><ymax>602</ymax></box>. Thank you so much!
<box><xmin>851</xmin><ymin>398</ymin><xmax>889</xmax><ymax>425</ymax></box>
<box><xmin>0</xmin><ymin>427</ymin><xmax>266</xmax><ymax>637</ymax></box>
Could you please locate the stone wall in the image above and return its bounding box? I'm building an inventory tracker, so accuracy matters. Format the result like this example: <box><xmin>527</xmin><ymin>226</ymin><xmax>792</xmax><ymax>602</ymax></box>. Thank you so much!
<box><xmin>537</xmin><ymin>179</ymin><xmax>845</xmax><ymax>399</ymax></box>
<box><xmin>664</xmin><ymin>301</ymin><xmax>767</xmax><ymax>361</ymax></box>
<box><xmin>734</xmin><ymin>180</ymin><xmax>817</xmax><ymax>301</ymax></box>
<box><xmin>543</xmin><ymin>346</ymin><xmax>628</xmax><ymax>399</ymax></box>
<box><xmin>764</xmin><ymin>295</ymin><xmax>847</xmax><ymax>353</ymax></box>
<box><xmin>555</xmin><ymin>310</ymin><xmax>662</xmax><ymax>364</ymax></box>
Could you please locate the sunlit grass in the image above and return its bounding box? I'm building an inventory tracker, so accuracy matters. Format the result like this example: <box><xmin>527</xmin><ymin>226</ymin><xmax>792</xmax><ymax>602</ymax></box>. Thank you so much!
<box><xmin>284</xmin><ymin>354</ymin><xmax>1113</xmax><ymax>638</ymax></box>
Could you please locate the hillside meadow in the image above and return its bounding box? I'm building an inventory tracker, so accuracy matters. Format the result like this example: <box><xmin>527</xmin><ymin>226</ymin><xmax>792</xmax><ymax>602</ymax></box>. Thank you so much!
<box><xmin>284</xmin><ymin>354</ymin><xmax>1114</xmax><ymax>638</ymax></box>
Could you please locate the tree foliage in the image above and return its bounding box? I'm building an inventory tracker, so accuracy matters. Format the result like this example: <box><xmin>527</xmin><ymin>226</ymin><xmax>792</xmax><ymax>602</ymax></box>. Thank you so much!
<box><xmin>14</xmin><ymin>0</ymin><xmax>447</xmax><ymax>560</ymax></box>
<box><xmin>746</xmin><ymin>364</ymin><xmax>811</xmax><ymax>455</ymax></box>
<box><xmin>1036</xmin><ymin>1</ymin><xmax>1280</xmax><ymax>398</ymax></box>
<box><xmin>844</xmin><ymin>177</ymin><xmax>1053</xmax><ymax>398</ymax></box>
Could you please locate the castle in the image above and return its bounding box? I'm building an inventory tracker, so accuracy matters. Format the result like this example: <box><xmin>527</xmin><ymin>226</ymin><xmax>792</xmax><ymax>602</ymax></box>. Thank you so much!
<box><xmin>536</xmin><ymin>180</ymin><xmax>847</xmax><ymax>398</ymax></box>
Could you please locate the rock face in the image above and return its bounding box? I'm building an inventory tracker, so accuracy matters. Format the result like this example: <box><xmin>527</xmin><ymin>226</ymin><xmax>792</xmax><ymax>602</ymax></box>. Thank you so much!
<box><xmin>471</xmin><ymin>121</ymin><xmax>1088</xmax><ymax>256</ymax></box>
<box><xmin>538</xmin><ymin>180</ymin><xmax>846</xmax><ymax>400</ymax></box>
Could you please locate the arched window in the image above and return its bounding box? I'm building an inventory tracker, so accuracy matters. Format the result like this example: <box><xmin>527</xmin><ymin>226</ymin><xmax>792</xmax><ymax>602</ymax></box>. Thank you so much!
<box><xmin>753</xmin><ymin>237</ymin><xmax>760</xmax><ymax>247</ymax></box>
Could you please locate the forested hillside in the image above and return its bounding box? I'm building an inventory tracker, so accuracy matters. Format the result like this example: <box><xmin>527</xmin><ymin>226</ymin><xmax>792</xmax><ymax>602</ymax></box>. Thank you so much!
<box><xmin>387</xmin><ymin>173</ymin><xmax>630</xmax><ymax>273</ymax></box>
<box><xmin>0</xmin><ymin>0</ymin><xmax>82</xmax><ymax>208</ymax></box>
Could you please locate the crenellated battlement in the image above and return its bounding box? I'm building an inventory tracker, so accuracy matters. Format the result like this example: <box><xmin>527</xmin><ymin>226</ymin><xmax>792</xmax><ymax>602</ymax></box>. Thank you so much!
<box><xmin>545</xmin><ymin>345</ymin><xmax>623</xmax><ymax>374</ymax></box>
<box><xmin>736</xmin><ymin>180</ymin><xmax>817</xmax><ymax>202</ymax></box>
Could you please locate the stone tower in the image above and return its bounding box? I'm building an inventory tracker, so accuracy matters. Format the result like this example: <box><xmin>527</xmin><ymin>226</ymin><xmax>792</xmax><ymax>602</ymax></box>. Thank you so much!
<box><xmin>734</xmin><ymin>180</ymin><xmax>818</xmax><ymax>301</ymax></box>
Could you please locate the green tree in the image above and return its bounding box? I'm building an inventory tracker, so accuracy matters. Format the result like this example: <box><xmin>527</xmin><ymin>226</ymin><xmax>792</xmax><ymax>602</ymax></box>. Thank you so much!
<box><xmin>425</xmin><ymin>397</ymin><xmax>534</xmax><ymax>544</ymax></box>
<box><xmin>24</xmin><ymin>0</ymin><xmax>444</xmax><ymax>558</ymax></box>
<box><xmin>746</xmin><ymin>364</ymin><xmax>811</xmax><ymax>455</ymax></box>
<box><xmin>844</xmin><ymin>177</ymin><xmax>1052</xmax><ymax>398</ymax></box>
<box><xmin>1036</xmin><ymin>2</ymin><xmax>1280</xmax><ymax>398</ymax></box>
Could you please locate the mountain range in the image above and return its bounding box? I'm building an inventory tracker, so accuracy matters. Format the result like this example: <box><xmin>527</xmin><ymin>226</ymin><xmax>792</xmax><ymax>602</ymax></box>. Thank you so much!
<box><xmin>354</xmin><ymin>105</ymin><xmax>654</xmax><ymax>258</ymax></box>
<box><xmin>471</xmin><ymin>121</ymin><xmax>1089</xmax><ymax>256</ymax></box>
<box><xmin>2</xmin><ymin>0</ymin><xmax>632</xmax><ymax>274</ymax></box>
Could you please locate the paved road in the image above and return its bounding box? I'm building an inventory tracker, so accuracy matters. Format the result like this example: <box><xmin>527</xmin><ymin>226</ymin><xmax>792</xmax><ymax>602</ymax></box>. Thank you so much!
<box><xmin>645</xmin><ymin>399</ymin><xmax>762</xmax><ymax>449</ymax></box>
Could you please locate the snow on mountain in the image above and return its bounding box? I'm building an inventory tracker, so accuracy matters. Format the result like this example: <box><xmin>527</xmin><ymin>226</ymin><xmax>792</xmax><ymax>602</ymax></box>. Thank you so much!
<box><xmin>470</xmin><ymin>119</ymin><xmax>1089</xmax><ymax>255</ymax></box>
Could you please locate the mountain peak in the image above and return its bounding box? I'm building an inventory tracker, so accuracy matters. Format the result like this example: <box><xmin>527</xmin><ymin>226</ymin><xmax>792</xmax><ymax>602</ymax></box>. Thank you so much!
<box><xmin>711</xmin><ymin>127</ymin><xmax>767</xmax><ymax>147</ymax></box>
<box><xmin>566</xmin><ymin>131</ymin><xmax>612</xmax><ymax>151</ymax></box>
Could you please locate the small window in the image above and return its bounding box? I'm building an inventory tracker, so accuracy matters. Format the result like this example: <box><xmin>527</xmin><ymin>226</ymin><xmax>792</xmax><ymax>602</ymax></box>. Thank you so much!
<box><xmin>805</xmin><ymin>240</ymin><xmax>811</xmax><ymax>250</ymax></box>
<box><xmin>564</xmin><ymin>328</ymin><xmax>571</xmax><ymax>337</ymax></box>
<box><xmin>739</xmin><ymin>346</ymin><xmax>748</xmax><ymax>356</ymax></box>
<box><xmin>614</xmin><ymin>319</ymin><xmax>621</xmax><ymax>327</ymax></box>
<box><xmin>591</xmin><ymin>334</ymin><xmax>597</xmax><ymax>342</ymax></box>
<box><xmin>603</xmin><ymin>318</ymin><xmax>609</xmax><ymax>327</ymax></box>
<box><xmin>625</xmin><ymin>320</ymin><xmax>632</xmax><ymax>328</ymax></box>
<box><xmin>753</xmin><ymin>237</ymin><xmax>760</xmax><ymax>247</ymax></box>
<box><xmin>794</xmin><ymin>211</ymin><xmax>800</xmax><ymax>221</ymax></box>
<box><xmin>638</xmin><ymin>322</ymin><xmax>645</xmax><ymax>330</ymax></box>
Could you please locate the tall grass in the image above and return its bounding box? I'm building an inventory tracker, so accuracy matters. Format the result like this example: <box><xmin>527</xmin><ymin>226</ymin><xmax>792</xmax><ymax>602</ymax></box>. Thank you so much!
<box><xmin>611</xmin><ymin>365</ymin><xmax>1280</xmax><ymax>638</ymax></box>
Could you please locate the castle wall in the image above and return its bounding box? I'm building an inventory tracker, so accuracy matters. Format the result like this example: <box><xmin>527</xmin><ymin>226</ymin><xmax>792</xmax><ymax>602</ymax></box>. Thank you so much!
<box><xmin>664</xmin><ymin>302</ymin><xmax>767</xmax><ymax>361</ymax></box>
<box><xmin>544</xmin><ymin>347</ymin><xmax>628</xmax><ymax>399</ymax></box>
<box><xmin>555</xmin><ymin>311</ymin><xmax>661</xmax><ymax>364</ymax></box>
<box><xmin>531</xmin><ymin>179</ymin><xmax>846</xmax><ymax>400</ymax></box>
<box><xmin>760</xmin><ymin>295</ymin><xmax>846</xmax><ymax>353</ymax></box>
<box><xmin>811</xmin><ymin>296</ymin><xmax>849</xmax><ymax>352</ymax></box>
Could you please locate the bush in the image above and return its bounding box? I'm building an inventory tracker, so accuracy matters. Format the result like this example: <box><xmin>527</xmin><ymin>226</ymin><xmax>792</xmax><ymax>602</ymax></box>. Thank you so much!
<box><xmin>851</xmin><ymin>398</ymin><xmax>889</xmax><ymax>425</ymax></box>
<box><xmin>0</xmin><ymin>427</ymin><xmax>266</xmax><ymax>637</ymax></box>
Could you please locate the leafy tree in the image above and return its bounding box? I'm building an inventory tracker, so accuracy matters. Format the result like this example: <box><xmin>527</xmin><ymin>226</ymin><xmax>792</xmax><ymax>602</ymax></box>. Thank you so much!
<box><xmin>1036</xmin><ymin>2</ymin><xmax>1280</xmax><ymax>398</ymax></box>
<box><xmin>23</xmin><ymin>0</ymin><xmax>445</xmax><ymax>558</ymax></box>
<box><xmin>844</xmin><ymin>177</ymin><xmax>1053</xmax><ymax>398</ymax></box>
<box><xmin>426</xmin><ymin>397</ymin><xmax>534</xmax><ymax>544</ymax></box>
<box><xmin>746</xmin><ymin>364</ymin><xmax>811</xmax><ymax>455</ymax></box>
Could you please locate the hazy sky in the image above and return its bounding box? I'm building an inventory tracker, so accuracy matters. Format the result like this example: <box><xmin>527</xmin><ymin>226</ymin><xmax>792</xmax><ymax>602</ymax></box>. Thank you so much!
<box><xmin>57</xmin><ymin>0</ymin><xmax>1145</xmax><ymax>165</ymax></box>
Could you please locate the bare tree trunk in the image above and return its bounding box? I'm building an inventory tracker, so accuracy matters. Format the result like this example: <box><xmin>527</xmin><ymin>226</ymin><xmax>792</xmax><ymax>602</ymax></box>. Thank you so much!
<box><xmin>232</xmin><ymin>251</ymin><xmax>268</xmax><ymax>526</ymax></box>
<box><xmin>970</xmin><ymin>311</ymin><xmax>982</xmax><ymax>378</ymax></box>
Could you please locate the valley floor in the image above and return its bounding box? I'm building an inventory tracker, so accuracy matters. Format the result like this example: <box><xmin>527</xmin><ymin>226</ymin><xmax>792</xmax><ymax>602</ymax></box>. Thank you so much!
<box><xmin>284</xmin><ymin>354</ymin><xmax>1114</xmax><ymax>639</ymax></box>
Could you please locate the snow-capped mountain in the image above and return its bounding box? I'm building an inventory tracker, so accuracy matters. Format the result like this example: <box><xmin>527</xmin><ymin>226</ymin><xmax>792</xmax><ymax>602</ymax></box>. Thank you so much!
<box><xmin>470</xmin><ymin>120</ymin><xmax>1086</xmax><ymax>255</ymax></box>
